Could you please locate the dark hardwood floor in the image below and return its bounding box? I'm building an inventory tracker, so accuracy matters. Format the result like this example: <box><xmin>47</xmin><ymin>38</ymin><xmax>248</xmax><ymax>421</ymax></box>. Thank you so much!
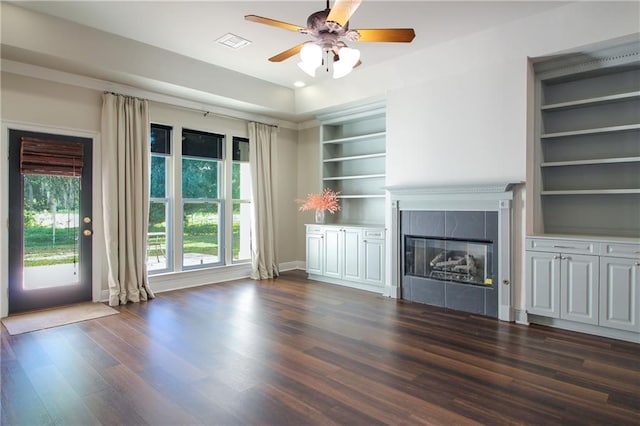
<box><xmin>2</xmin><ymin>270</ymin><xmax>639</xmax><ymax>425</ymax></box>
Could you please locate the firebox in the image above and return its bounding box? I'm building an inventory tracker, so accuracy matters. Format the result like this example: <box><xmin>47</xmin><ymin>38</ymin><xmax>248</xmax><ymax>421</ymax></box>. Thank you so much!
<box><xmin>405</xmin><ymin>236</ymin><xmax>494</xmax><ymax>286</ymax></box>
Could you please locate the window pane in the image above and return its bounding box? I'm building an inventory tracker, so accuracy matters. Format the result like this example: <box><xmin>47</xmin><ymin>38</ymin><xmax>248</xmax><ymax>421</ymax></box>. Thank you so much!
<box><xmin>151</xmin><ymin>124</ymin><xmax>171</xmax><ymax>154</ymax></box>
<box><xmin>182</xmin><ymin>158</ymin><xmax>218</xmax><ymax>199</ymax></box>
<box><xmin>148</xmin><ymin>201</ymin><xmax>168</xmax><ymax>271</ymax></box>
<box><xmin>183</xmin><ymin>202</ymin><xmax>219</xmax><ymax>267</ymax></box>
<box><xmin>182</xmin><ymin>129</ymin><xmax>223</xmax><ymax>159</ymax></box>
<box><xmin>150</xmin><ymin>155</ymin><xmax>166</xmax><ymax>198</ymax></box>
<box><xmin>23</xmin><ymin>174</ymin><xmax>80</xmax><ymax>289</ymax></box>
<box><xmin>232</xmin><ymin>162</ymin><xmax>251</xmax><ymax>200</ymax></box>
<box><xmin>232</xmin><ymin>137</ymin><xmax>249</xmax><ymax>162</ymax></box>
<box><xmin>233</xmin><ymin>201</ymin><xmax>251</xmax><ymax>261</ymax></box>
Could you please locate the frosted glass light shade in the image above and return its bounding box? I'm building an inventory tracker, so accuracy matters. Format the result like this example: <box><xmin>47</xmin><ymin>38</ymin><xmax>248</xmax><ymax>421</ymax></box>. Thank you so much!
<box><xmin>333</xmin><ymin>47</ymin><xmax>360</xmax><ymax>79</ymax></box>
<box><xmin>297</xmin><ymin>43</ymin><xmax>322</xmax><ymax>76</ymax></box>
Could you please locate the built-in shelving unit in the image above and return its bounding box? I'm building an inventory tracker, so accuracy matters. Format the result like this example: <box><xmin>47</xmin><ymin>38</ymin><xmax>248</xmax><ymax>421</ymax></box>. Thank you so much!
<box><xmin>526</xmin><ymin>37</ymin><xmax>640</xmax><ymax>343</ymax></box>
<box><xmin>317</xmin><ymin>101</ymin><xmax>386</xmax><ymax>225</ymax></box>
<box><xmin>530</xmin><ymin>38</ymin><xmax>640</xmax><ymax>238</ymax></box>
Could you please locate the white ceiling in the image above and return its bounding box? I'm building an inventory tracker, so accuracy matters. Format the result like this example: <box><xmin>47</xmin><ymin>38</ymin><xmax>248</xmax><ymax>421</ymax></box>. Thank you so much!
<box><xmin>13</xmin><ymin>1</ymin><xmax>568</xmax><ymax>89</ymax></box>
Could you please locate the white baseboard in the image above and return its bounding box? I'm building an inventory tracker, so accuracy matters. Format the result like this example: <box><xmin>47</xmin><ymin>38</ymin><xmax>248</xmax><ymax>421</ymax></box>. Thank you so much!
<box><xmin>514</xmin><ymin>308</ymin><xmax>529</xmax><ymax>325</ymax></box>
<box><xmin>279</xmin><ymin>260</ymin><xmax>305</xmax><ymax>272</ymax></box>
<box><xmin>98</xmin><ymin>261</ymin><xmax>308</xmax><ymax>303</ymax></box>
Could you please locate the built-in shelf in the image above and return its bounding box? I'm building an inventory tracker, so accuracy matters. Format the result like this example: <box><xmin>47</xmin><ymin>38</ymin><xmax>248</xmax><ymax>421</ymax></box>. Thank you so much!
<box><xmin>541</xmin><ymin>157</ymin><xmax>640</xmax><ymax>167</ymax></box>
<box><xmin>338</xmin><ymin>194</ymin><xmax>386</xmax><ymax>199</ymax></box>
<box><xmin>541</xmin><ymin>91</ymin><xmax>640</xmax><ymax>111</ymax></box>
<box><xmin>323</xmin><ymin>131</ymin><xmax>386</xmax><ymax>145</ymax></box>
<box><xmin>319</xmin><ymin>101</ymin><xmax>387</xmax><ymax>226</ymax></box>
<box><xmin>541</xmin><ymin>189</ymin><xmax>640</xmax><ymax>195</ymax></box>
<box><xmin>541</xmin><ymin>124</ymin><xmax>640</xmax><ymax>139</ymax></box>
<box><xmin>530</xmin><ymin>40</ymin><xmax>640</xmax><ymax>239</ymax></box>
<box><xmin>323</xmin><ymin>153</ymin><xmax>386</xmax><ymax>163</ymax></box>
<box><xmin>323</xmin><ymin>173</ymin><xmax>386</xmax><ymax>181</ymax></box>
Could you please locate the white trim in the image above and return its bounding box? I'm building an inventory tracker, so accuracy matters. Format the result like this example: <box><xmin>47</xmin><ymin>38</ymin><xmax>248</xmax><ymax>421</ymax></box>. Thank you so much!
<box><xmin>514</xmin><ymin>309</ymin><xmax>529</xmax><ymax>325</ymax></box>
<box><xmin>279</xmin><ymin>260</ymin><xmax>304</xmax><ymax>272</ymax></box>
<box><xmin>528</xmin><ymin>314</ymin><xmax>640</xmax><ymax>344</ymax></box>
<box><xmin>1</xmin><ymin>120</ymin><xmax>101</xmax><ymax>318</ymax></box>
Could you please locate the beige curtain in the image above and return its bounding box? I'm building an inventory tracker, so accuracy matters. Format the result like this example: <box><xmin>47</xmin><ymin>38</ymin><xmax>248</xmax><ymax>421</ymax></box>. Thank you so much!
<box><xmin>248</xmin><ymin>122</ymin><xmax>279</xmax><ymax>279</ymax></box>
<box><xmin>101</xmin><ymin>93</ymin><xmax>154</xmax><ymax>305</ymax></box>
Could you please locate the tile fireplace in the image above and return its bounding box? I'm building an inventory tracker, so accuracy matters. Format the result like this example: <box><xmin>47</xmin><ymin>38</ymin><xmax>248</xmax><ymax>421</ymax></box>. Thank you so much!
<box><xmin>388</xmin><ymin>184</ymin><xmax>518</xmax><ymax>321</ymax></box>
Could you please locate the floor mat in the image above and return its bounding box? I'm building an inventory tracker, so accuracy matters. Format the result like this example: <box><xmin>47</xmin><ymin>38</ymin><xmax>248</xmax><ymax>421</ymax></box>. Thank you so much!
<box><xmin>2</xmin><ymin>302</ymin><xmax>119</xmax><ymax>335</ymax></box>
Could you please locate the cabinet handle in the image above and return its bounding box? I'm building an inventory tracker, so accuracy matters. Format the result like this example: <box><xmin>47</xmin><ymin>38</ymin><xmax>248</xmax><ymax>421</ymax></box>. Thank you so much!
<box><xmin>563</xmin><ymin>256</ymin><xmax>571</xmax><ymax>261</ymax></box>
<box><xmin>553</xmin><ymin>255</ymin><xmax>561</xmax><ymax>260</ymax></box>
<box><xmin>553</xmin><ymin>245</ymin><xmax>576</xmax><ymax>249</ymax></box>
<box><xmin>635</xmin><ymin>261</ymin><xmax>640</xmax><ymax>266</ymax></box>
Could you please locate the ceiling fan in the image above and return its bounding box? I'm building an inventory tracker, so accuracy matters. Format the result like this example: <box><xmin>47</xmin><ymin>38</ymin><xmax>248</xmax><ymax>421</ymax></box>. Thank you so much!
<box><xmin>245</xmin><ymin>0</ymin><xmax>416</xmax><ymax>78</ymax></box>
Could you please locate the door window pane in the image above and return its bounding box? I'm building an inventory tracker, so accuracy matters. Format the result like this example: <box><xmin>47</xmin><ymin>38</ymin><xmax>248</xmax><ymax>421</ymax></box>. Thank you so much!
<box><xmin>23</xmin><ymin>174</ymin><xmax>80</xmax><ymax>289</ymax></box>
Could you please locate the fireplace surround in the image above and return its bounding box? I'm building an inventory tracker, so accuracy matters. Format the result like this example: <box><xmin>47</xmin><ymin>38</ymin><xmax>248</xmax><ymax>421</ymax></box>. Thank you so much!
<box><xmin>388</xmin><ymin>183</ymin><xmax>518</xmax><ymax>321</ymax></box>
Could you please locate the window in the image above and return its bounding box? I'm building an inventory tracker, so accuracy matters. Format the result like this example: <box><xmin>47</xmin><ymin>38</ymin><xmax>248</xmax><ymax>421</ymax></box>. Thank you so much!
<box><xmin>181</xmin><ymin>129</ymin><xmax>224</xmax><ymax>269</ymax></box>
<box><xmin>149</xmin><ymin>124</ymin><xmax>171</xmax><ymax>272</ymax></box>
<box><xmin>232</xmin><ymin>137</ymin><xmax>251</xmax><ymax>262</ymax></box>
<box><xmin>148</xmin><ymin>123</ymin><xmax>252</xmax><ymax>273</ymax></box>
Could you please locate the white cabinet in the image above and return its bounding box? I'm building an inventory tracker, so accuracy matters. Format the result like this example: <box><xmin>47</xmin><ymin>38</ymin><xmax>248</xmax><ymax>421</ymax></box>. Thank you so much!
<box><xmin>526</xmin><ymin>246</ymin><xmax>598</xmax><ymax>325</ymax></box>
<box><xmin>526</xmin><ymin>236</ymin><xmax>640</xmax><ymax>340</ymax></box>
<box><xmin>323</xmin><ymin>226</ymin><xmax>362</xmax><ymax>282</ymax></box>
<box><xmin>600</xmin><ymin>256</ymin><xmax>640</xmax><ymax>333</ymax></box>
<box><xmin>305</xmin><ymin>225</ymin><xmax>324</xmax><ymax>276</ymax></box>
<box><xmin>305</xmin><ymin>224</ymin><xmax>384</xmax><ymax>293</ymax></box>
<box><xmin>362</xmin><ymin>229</ymin><xmax>385</xmax><ymax>287</ymax></box>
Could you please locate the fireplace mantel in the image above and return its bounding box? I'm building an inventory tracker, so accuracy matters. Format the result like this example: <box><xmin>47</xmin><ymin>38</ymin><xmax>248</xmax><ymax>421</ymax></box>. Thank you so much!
<box><xmin>386</xmin><ymin>182</ymin><xmax>521</xmax><ymax>321</ymax></box>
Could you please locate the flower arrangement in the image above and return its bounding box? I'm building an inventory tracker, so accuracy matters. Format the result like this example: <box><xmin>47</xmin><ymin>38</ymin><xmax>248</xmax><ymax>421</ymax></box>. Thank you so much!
<box><xmin>297</xmin><ymin>188</ymin><xmax>341</xmax><ymax>214</ymax></box>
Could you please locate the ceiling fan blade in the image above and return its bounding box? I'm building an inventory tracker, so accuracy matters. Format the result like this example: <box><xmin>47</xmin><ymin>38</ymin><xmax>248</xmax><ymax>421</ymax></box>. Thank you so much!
<box><xmin>354</xmin><ymin>28</ymin><xmax>416</xmax><ymax>43</ymax></box>
<box><xmin>327</xmin><ymin>0</ymin><xmax>362</xmax><ymax>27</ymax></box>
<box><xmin>268</xmin><ymin>43</ymin><xmax>306</xmax><ymax>62</ymax></box>
<box><xmin>245</xmin><ymin>15</ymin><xmax>305</xmax><ymax>32</ymax></box>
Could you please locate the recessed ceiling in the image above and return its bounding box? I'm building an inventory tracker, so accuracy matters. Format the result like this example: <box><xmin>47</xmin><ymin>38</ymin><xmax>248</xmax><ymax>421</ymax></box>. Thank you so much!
<box><xmin>12</xmin><ymin>1</ymin><xmax>568</xmax><ymax>88</ymax></box>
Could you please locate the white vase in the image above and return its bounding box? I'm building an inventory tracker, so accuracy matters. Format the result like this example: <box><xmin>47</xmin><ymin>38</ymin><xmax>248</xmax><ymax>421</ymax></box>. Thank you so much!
<box><xmin>315</xmin><ymin>209</ymin><xmax>325</xmax><ymax>224</ymax></box>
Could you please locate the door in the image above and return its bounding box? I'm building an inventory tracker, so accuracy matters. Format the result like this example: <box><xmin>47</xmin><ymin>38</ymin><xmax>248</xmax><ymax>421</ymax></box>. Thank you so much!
<box><xmin>342</xmin><ymin>228</ymin><xmax>362</xmax><ymax>282</ymax></box>
<box><xmin>599</xmin><ymin>256</ymin><xmax>639</xmax><ymax>332</ymax></box>
<box><xmin>561</xmin><ymin>254</ymin><xmax>599</xmax><ymax>325</ymax></box>
<box><xmin>323</xmin><ymin>227</ymin><xmax>342</xmax><ymax>280</ymax></box>
<box><xmin>363</xmin><ymin>237</ymin><xmax>385</xmax><ymax>287</ymax></box>
<box><xmin>526</xmin><ymin>251</ymin><xmax>560</xmax><ymax>318</ymax></box>
<box><xmin>305</xmin><ymin>230</ymin><xmax>324</xmax><ymax>275</ymax></box>
<box><xmin>8</xmin><ymin>129</ymin><xmax>93</xmax><ymax>313</ymax></box>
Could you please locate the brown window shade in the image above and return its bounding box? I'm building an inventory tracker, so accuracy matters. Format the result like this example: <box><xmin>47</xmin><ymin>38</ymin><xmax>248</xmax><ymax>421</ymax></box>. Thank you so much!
<box><xmin>20</xmin><ymin>137</ymin><xmax>84</xmax><ymax>177</ymax></box>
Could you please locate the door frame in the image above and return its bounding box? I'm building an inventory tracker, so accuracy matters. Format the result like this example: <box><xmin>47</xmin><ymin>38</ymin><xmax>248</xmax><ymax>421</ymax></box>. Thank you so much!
<box><xmin>1</xmin><ymin>121</ymin><xmax>101</xmax><ymax>317</ymax></box>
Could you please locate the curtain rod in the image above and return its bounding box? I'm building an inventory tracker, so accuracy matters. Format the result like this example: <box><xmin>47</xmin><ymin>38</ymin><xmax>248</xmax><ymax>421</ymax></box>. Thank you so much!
<box><xmin>103</xmin><ymin>91</ymin><xmax>148</xmax><ymax>102</ymax></box>
<box><xmin>104</xmin><ymin>90</ymin><xmax>279</xmax><ymax>129</ymax></box>
<box><xmin>202</xmin><ymin>110</ymin><xmax>278</xmax><ymax>129</ymax></box>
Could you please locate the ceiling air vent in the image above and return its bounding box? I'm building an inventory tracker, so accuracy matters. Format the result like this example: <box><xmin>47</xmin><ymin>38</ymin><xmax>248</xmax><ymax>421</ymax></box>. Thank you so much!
<box><xmin>216</xmin><ymin>33</ymin><xmax>251</xmax><ymax>50</ymax></box>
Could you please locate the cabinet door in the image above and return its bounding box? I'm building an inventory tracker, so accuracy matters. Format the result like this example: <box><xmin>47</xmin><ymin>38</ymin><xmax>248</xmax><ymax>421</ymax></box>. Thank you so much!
<box><xmin>342</xmin><ymin>228</ymin><xmax>362</xmax><ymax>282</ymax></box>
<box><xmin>561</xmin><ymin>254</ymin><xmax>599</xmax><ymax>325</ymax></box>
<box><xmin>363</xmin><ymin>238</ymin><xmax>385</xmax><ymax>287</ymax></box>
<box><xmin>323</xmin><ymin>228</ymin><xmax>342</xmax><ymax>280</ymax></box>
<box><xmin>527</xmin><ymin>251</ymin><xmax>561</xmax><ymax>318</ymax></box>
<box><xmin>599</xmin><ymin>256</ymin><xmax>639</xmax><ymax>332</ymax></box>
<box><xmin>306</xmin><ymin>233</ymin><xmax>324</xmax><ymax>275</ymax></box>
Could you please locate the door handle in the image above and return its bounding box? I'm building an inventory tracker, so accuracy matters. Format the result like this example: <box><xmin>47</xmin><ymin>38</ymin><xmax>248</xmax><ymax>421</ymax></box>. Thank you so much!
<box><xmin>83</xmin><ymin>229</ymin><xmax>93</xmax><ymax>236</ymax></box>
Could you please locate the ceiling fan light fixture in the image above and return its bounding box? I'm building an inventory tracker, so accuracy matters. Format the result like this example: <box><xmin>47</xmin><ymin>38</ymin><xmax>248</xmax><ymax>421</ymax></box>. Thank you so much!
<box><xmin>298</xmin><ymin>43</ymin><xmax>323</xmax><ymax>76</ymax></box>
<box><xmin>332</xmin><ymin>47</ymin><xmax>360</xmax><ymax>79</ymax></box>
